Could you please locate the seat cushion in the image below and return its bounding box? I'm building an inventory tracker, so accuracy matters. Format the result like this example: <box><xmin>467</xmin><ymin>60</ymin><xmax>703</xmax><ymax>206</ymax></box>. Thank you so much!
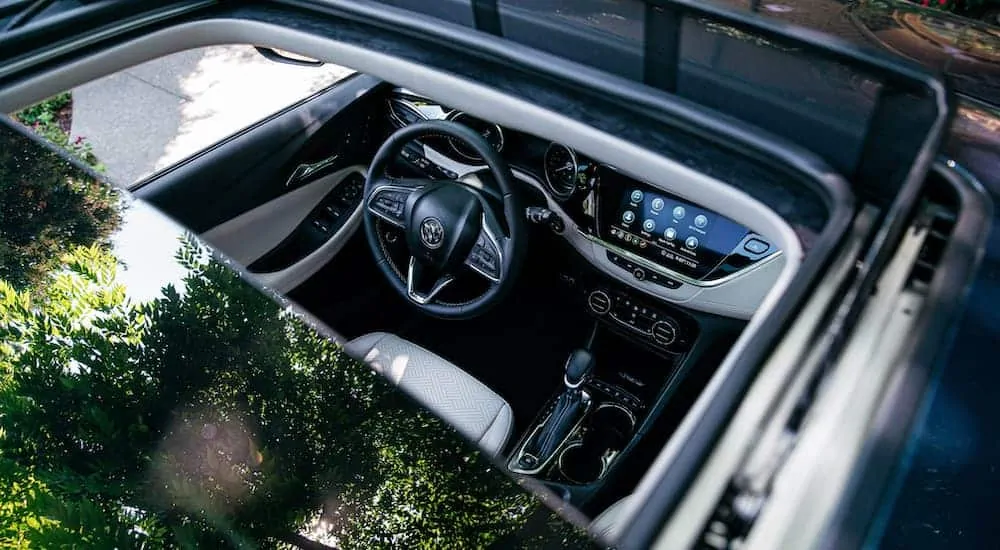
<box><xmin>345</xmin><ymin>332</ymin><xmax>513</xmax><ymax>457</ymax></box>
<box><xmin>589</xmin><ymin>495</ymin><xmax>635</xmax><ymax>544</ymax></box>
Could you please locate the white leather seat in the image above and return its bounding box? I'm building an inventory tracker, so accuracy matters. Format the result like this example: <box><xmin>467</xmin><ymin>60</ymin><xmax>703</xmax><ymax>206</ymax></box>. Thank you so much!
<box><xmin>589</xmin><ymin>495</ymin><xmax>635</xmax><ymax>544</ymax></box>
<box><xmin>344</xmin><ymin>332</ymin><xmax>514</xmax><ymax>457</ymax></box>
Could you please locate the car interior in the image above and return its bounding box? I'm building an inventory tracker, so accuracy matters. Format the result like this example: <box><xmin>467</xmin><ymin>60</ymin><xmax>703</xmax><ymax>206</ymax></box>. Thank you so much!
<box><xmin>3</xmin><ymin>2</ymin><xmax>983</xmax><ymax>546</ymax></box>
<box><xmin>135</xmin><ymin>71</ymin><xmax>800</xmax><ymax>537</ymax></box>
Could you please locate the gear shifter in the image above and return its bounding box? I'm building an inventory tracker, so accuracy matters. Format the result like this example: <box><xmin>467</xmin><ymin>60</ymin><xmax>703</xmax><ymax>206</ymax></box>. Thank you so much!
<box><xmin>517</xmin><ymin>349</ymin><xmax>595</xmax><ymax>469</ymax></box>
<box><xmin>564</xmin><ymin>348</ymin><xmax>595</xmax><ymax>388</ymax></box>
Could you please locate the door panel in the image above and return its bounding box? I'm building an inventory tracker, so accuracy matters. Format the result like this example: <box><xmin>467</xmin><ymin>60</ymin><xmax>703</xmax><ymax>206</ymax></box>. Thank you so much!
<box><xmin>133</xmin><ymin>72</ymin><xmax>384</xmax><ymax>233</ymax></box>
<box><xmin>201</xmin><ymin>165</ymin><xmax>367</xmax><ymax>293</ymax></box>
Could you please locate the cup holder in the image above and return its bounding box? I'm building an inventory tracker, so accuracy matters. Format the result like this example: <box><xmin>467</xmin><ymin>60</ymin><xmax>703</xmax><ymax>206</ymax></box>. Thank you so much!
<box><xmin>591</xmin><ymin>404</ymin><xmax>635</xmax><ymax>447</ymax></box>
<box><xmin>558</xmin><ymin>443</ymin><xmax>605</xmax><ymax>484</ymax></box>
<box><xmin>557</xmin><ymin>404</ymin><xmax>635</xmax><ymax>484</ymax></box>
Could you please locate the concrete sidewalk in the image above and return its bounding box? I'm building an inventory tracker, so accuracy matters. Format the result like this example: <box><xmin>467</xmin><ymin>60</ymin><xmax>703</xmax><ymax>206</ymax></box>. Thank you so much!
<box><xmin>71</xmin><ymin>45</ymin><xmax>352</xmax><ymax>187</ymax></box>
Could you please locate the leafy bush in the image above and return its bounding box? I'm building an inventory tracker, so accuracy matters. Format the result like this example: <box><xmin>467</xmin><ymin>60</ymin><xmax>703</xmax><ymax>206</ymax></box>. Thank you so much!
<box><xmin>12</xmin><ymin>93</ymin><xmax>104</xmax><ymax>173</ymax></box>
<box><xmin>0</xmin><ymin>238</ymin><xmax>568</xmax><ymax>549</ymax></box>
<box><xmin>0</xmin><ymin>127</ymin><xmax>121</xmax><ymax>291</ymax></box>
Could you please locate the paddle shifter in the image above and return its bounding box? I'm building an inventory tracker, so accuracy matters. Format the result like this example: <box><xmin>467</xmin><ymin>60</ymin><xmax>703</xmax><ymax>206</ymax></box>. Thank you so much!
<box><xmin>516</xmin><ymin>349</ymin><xmax>596</xmax><ymax>470</ymax></box>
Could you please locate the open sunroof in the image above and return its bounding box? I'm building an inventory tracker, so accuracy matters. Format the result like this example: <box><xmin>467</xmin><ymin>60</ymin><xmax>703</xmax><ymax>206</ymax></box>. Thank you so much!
<box><xmin>381</xmin><ymin>0</ymin><xmax>951</xmax><ymax>206</ymax></box>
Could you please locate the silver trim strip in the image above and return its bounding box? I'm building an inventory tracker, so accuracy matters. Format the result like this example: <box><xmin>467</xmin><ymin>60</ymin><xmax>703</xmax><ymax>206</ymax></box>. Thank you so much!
<box><xmin>580</xmin><ymin>230</ymin><xmax>784</xmax><ymax>289</ymax></box>
<box><xmin>399</xmin><ymin>137</ymin><xmax>783</xmax><ymax>290</ymax></box>
<box><xmin>405</xmin><ymin>257</ymin><xmax>454</xmax><ymax>305</ymax></box>
<box><xmin>556</xmin><ymin>403</ymin><xmax>637</xmax><ymax>484</ymax></box>
<box><xmin>596</xmin><ymin>402</ymin><xmax>638</xmax><ymax>429</ymax></box>
<box><xmin>447</xmin><ymin>111</ymin><xmax>505</xmax><ymax>162</ymax></box>
<box><xmin>508</xmin><ymin>391</ymin><xmax>593</xmax><ymax>476</ymax></box>
<box><xmin>286</xmin><ymin>154</ymin><xmax>340</xmax><ymax>187</ymax></box>
<box><xmin>543</xmin><ymin>142</ymin><xmax>579</xmax><ymax>200</ymax></box>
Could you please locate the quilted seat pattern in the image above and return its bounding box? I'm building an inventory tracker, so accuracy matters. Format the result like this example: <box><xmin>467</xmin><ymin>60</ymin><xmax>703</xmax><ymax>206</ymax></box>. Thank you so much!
<box><xmin>345</xmin><ymin>332</ymin><xmax>513</xmax><ymax>456</ymax></box>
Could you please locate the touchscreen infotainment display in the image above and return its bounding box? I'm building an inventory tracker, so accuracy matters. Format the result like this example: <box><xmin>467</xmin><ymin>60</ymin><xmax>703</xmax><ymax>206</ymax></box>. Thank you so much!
<box><xmin>598</xmin><ymin>167</ymin><xmax>767</xmax><ymax>280</ymax></box>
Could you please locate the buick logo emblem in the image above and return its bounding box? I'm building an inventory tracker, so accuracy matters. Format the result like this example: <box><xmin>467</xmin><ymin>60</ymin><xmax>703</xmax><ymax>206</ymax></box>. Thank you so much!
<box><xmin>419</xmin><ymin>217</ymin><xmax>445</xmax><ymax>249</ymax></box>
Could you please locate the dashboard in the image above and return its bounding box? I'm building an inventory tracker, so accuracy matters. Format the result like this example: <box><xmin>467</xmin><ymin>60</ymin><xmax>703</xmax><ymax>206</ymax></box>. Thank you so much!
<box><xmin>384</xmin><ymin>88</ymin><xmax>783</xmax><ymax>319</ymax></box>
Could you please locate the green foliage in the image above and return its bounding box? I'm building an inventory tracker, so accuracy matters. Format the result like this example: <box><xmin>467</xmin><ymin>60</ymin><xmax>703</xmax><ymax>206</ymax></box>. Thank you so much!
<box><xmin>14</xmin><ymin>93</ymin><xmax>71</xmax><ymax>127</ymax></box>
<box><xmin>0</xmin><ymin>124</ymin><xmax>121</xmax><ymax>291</ymax></box>
<box><xmin>0</xmin><ymin>236</ymin><xmax>572</xmax><ymax>548</ymax></box>
<box><xmin>12</xmin><ymin>93</ymin><xmax>104</xmax><ymax>173</ymax></box>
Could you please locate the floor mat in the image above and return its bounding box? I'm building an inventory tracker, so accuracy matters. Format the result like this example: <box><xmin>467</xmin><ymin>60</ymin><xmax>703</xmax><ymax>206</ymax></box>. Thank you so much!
<box><xmin>396</xmin><ymin>269</ymin><xmax>595</xmax><ymax>434</ymax></box>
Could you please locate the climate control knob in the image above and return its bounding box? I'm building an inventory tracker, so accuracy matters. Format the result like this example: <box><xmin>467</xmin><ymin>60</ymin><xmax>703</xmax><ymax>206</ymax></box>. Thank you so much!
<box><xmin>587</xmin><ymin>290</ymin><xmax>612</xmax><ymax>315</ymax></box>
<box><xmin>651</xmin><ymin>319</ymin><xmax>679</xmax><ymax>346</ymax></box>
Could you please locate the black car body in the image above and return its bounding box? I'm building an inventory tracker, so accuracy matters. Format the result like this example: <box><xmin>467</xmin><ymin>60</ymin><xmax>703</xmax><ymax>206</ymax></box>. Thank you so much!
<box><xmin>0</xmin><ymin>1</ymin><xmax>998</xmax><ymax>548</ymax></box>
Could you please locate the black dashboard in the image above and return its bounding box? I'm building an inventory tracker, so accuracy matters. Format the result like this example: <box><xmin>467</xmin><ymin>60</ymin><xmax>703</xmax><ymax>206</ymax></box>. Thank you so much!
<box><xmin>385</xmin><ymin>88</ymin><xmax>779</xmax><ymax>287</ymax></box>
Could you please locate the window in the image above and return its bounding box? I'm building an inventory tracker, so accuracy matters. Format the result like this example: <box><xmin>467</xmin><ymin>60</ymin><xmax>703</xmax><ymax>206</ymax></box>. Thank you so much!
<box><xmin>10</xmin><ymin>44</ymin><xmax>353</xmax><ymax>187</ymax></box>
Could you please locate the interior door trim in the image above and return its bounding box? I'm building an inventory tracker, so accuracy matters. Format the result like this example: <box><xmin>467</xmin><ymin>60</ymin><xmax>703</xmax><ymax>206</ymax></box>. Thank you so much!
<box><xmin>201</xmin><ymin>165</ymin><xmax>366</xmax><ymax>293</ymax></box>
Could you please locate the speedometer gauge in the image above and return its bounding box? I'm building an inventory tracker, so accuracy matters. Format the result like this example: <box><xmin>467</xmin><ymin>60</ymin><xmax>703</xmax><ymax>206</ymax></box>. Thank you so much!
<box><xmin>544</xmin><ymin>143</ymin><xmax>579</xmax><ymax>200</ymax></box>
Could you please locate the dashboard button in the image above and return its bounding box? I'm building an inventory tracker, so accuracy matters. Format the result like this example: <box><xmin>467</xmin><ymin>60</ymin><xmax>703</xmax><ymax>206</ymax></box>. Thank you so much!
<box><xmin>633</xmin><ymin>267</ymin><xmax>646</xmax><ymax>281</ymax></box>
<box><xmin>672</xmin><ymin>206</ymin><xmax>686</xmax><ymax>220</ymax></box>
<box><xmin>642</xmin><ymin>219</ymin><xmax>656</xmax><ymax>232</ymax></box>
<box><xmin>311</xmin><ymin>219</ymin><xmax>330</xmax><ymax>233</ymax></box>
<box><xmin>649</xmin><ymin>272</ymin><xmax>682</xmax><ymax>289</ymax></box>
<box><xmin>630</xmin><ymin>190</ymin><xmax>644</xmax><ymax>203</ymax></box>
<box><xmin>622</xmin><ymin>211</ymin><xmax>635</xmax><ymax>224</ymax></box>
<box><xmin>651</xmin><ymin>198</ymin><xmax>664</xmax><ymax>212</ymax></box>
<box><xmin>694</xmin><ymin>214</ymin><xmax>709</xmax><ymax>228</ymax></box>
<box><xmin>685</xmin><ymin>236</ymin><xmax>699</xmax><ymax>249</ymax></box>
<box><xmin>744</xmin><ymin>238</ymin><xmax>770</xmax><ymax>255</ymax></box>
<box><xmin>663</xmin><ymin>227</ymin><xmax>677</xmax><ymax>241</ymax></box>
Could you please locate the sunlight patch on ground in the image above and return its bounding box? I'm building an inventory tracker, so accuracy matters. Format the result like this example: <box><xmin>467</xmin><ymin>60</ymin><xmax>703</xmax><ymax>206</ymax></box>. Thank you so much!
<box><xmin>153</xmin><ymin>45</ymin><xmax>353</xmax><ymax>174</ymax></box>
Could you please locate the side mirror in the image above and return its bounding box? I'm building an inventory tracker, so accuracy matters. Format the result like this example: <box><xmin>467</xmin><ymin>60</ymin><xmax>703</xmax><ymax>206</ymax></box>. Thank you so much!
<box><xmin>253</xmin><ymin>47</ymin><xmax>324</xmax><ymax>67</ymax></box>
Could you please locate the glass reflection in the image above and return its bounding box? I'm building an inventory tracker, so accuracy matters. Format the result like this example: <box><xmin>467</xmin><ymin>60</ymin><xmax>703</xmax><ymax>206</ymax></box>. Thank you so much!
<box><xmin>0</xmin><ymin>123</ymin><xmax>590</xmax><ymax>548</ymax></box>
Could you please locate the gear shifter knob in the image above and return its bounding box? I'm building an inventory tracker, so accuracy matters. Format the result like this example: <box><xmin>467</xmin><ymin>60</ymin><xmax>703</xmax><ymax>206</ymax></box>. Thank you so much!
<box><xmin>564</xmin><ymin>349</ymin><xmax>595</xmax><ymax>388</ymax></box>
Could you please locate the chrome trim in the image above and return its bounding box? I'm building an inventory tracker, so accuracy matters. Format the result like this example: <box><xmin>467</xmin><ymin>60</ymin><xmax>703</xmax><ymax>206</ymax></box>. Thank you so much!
<box><xmin>406</xmin><ymin>257</ymin><xmax>454</xmax><ymax>305</ymax></box>
<box><xmin>556</xmin><ymin>403</ymin><xmax>637</xmax><ymax>484</ymax></box>
<box><xmin>286</xmin><ymin>154</ymin><xmax>339</xmax><ymax>187</ymax></box>
<box><xmin>464</xmin><ymin>213</ymin><xmax>503</xmax><ymax>283</ymax></box>
<box><xmin>418</xmin><ymin>217</ymin><xmax>445</xmax><ymax>249</ymax></box>
<box><xmin>651</xmin><ymin>319</ymin><xmax>680</xmax><ymax>346</ymax></box>
<box><xmin>556</xmin><ymin>442</ymin><xmax>597</xmax><ymax>484</ymax></box>
<box><xmin>386</xmin><ymin>98</ymin><xmax>422</xmax><ymax>128</ymax></box>
<box><xmin>508</xmin><ymin>391</ymin><xmax>592</xmax><ymax>476</ymax></box>
<box><xmin>580</xmin><ymin>229</ymin><xmax>783</xmax><ymax>289</ymax></box>
<box><xmin>596</xmin><ymin>402</ymin><xmax>638</xmax><ymax>430</ymax></box>
<box><xmin>446</xmin><ymin>111</ymin><xmax>505</xmax><ymax>162</ymax></box>
<box><xmin>386</xmin><ymin>109</ymin><xmax>783</xmax><ymax>291</ymax></box>
<box><xmin>365</xmin><ymin>183</ymin><xmax>422</xmax><ymax>228</ymax></box>
<box><xmin>543</xmin><ymin>142</ymin><xmax>579</xmax><ymax>200</ymax></box>
<box><xmin>564</xmin><ymin>374</ymin><xmax>589</xmax><ymax>389</ymax></box>
<box><xmin>587</xmin><ymin>290</ymin><xmax>611</xmax><ymax>314</ymax></box>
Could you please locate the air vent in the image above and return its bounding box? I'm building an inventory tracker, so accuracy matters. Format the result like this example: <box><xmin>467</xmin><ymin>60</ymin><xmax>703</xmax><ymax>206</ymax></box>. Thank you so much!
<box><xmin>907</xmin><ymin>202</ymin><xmax>956</xmax><ymax>292</ymax></box>
<box><xmin>652</xmin><ymin>320</ymin><xmax>679</xmax><ymax>346</ymax></box>
<box><xmin>588</xmin><ymin>290</ymin><xmax>611</xmax><ymax>314</ymax></box>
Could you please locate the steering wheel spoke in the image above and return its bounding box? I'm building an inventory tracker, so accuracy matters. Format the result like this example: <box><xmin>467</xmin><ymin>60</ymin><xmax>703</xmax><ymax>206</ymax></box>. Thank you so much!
<box><xmin>463</xmin><ymin>212</ymin><xmax>504</xmax><ymax>283</ymax></box>
<box><xmin>406</xmin><ymin>257</ymin><xmax>455</xmax><ymax>304</ymax></box>
<box><xmin>366</xmin><ymin>177</ymin><xmax>424</xmax><ymax>228</ymax></box>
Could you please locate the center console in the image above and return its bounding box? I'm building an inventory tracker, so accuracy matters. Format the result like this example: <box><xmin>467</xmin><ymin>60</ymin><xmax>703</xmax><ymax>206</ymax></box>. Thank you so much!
<box><xmin>508</xmin><ymin>345</ymin><xmax>646</xmax><ymax>485</ymax></box>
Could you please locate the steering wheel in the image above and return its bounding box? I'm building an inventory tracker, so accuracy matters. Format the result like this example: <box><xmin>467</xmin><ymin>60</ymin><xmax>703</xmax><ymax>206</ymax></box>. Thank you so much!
<box><xmin>362</xmin><ymin>120</ymin><xmax>527</xmax><ymax>319</ymax></box>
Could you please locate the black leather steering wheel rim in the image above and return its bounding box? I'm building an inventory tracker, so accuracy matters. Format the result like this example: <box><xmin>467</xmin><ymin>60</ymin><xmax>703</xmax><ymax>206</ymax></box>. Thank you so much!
<box><xmin>362</xmin><ymin>120</ymin><xmax>527</xmax><ymax>319</ymax></box>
